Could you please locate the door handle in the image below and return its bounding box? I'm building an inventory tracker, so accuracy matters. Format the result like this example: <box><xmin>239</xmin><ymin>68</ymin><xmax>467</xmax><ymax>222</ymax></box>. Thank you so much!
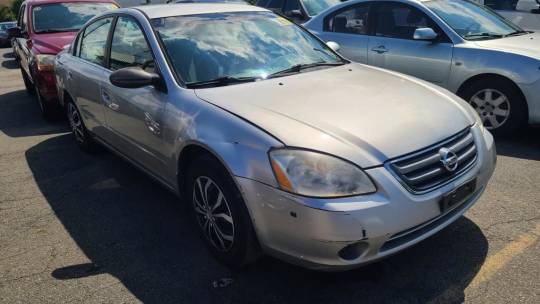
<box><xmin>371</xmin><ymin>45</ymin><xmax>389</xmax><ymax>54</ymax></box>
<box><xmin>101</xmin><ymin>90</ymin><xmax>119</xmax><ymax>111</ymax></box>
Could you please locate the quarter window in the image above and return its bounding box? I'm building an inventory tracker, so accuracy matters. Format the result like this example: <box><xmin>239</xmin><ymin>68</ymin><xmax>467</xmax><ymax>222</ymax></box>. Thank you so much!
<box><xmin>79</xmin><ymin>17</ymin><xmax>113</xmax><ymax>66</ymax></box>
<box><xmin>327</xmin><ymin>4</ymin><xmax>370</xmax><ymax>35</ymax></box>
<box><xmin>109</xmin><ymin>17</ymin><xmax>155</xmax><ymax>72</ymax></box>
<box><xmin>373</xmin><ymin>3</ymin><xmax>433</xmax><ymax>40</ymax></box>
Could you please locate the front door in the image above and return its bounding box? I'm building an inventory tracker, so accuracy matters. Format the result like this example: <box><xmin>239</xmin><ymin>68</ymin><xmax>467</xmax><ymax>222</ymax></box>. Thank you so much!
<box><xmin>367</xmin><ymin>2</ymin><xmax>453</xmax><ymax>86</ymax></box>
<box><xmin>101</xmin><ymin>16</ymin><xmax>169</xmax><ymax>176</ymax></box>
<box><xmin>315</xmin><ymin>2</ymin><xmax>371</xmax><ymax>63</ymax></box>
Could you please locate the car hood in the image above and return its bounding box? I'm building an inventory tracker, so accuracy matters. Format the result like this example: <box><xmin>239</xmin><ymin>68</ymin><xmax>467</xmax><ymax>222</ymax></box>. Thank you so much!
<box><xmin>473</xmin><ymin>32</ymin><xmax>540</xmax><ymax>59</ymax></box>
<box><xmin>32</xmin><ymin>32</ymin><xmax>76</xmax><ymax>54</ymax></box>
<box><xmin>195</xmin><ymin>64</ymin><xmax>475</xmax><ymax>167</ymax></box>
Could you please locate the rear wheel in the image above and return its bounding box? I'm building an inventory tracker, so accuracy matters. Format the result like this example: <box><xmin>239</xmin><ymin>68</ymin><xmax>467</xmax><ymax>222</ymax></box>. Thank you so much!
<box><xmin>187</xmin><ymin>155</ymin><xmax>260</xmax><ymax>268</ymax></box>
<box><xmin>67</xmin><ymin>102</ymin><xmax>98</xmax><ymax>152</ymax></box>
<box><xmin>34</xmin><ymin>84</ymin><xmax>56</xmax><ymax>121</ymax></box>
<box><xmin>459</xmin><ymin>78</ymin><xmax>527</xmax><ymax>135</ymax></box>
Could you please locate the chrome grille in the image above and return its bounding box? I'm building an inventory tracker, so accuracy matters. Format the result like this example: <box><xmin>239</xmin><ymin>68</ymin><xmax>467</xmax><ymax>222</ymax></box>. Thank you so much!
<box><xmin>388</xmin><ymin>128</ymin><xmax>477</xmax><ymax>193</ymax></box>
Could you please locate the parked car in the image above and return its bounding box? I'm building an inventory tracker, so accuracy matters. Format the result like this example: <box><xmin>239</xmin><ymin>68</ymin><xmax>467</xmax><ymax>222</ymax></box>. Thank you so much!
<box><xmin>10</xmin><ymin>0</ymin><xmax>118</xmax><ymax>119</ymax></box>
<box><xmin>55</xmin><ymin>3</ymin><xmax>495</xmax><ymax>270</ymax></box>
<box><xmin>305</xmin><ymin>0</ymin><xmax>540</xmax><ymax>134</ymax></box>
<box><xmin>476</xmin><ymin>0</ymin><xmax>540</xmax><ymax>31</ymax></box>
<box><xmin>0</xmin><ymin>21</ymin><xmax>16</xmax><ymax>47</ymax></box>
<box><xmin>256</xmin><ymin>0</ymin><xmax>340</xmax><ymax>23</ymax></box>
<box><xmin>171</xmin><ymin>0</ymin><xmax>248</xmax><ymax>3</ymax></box>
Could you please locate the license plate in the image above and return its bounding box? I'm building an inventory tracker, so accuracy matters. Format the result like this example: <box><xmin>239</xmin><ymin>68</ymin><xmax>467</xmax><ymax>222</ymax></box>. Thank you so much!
<box><xmin>439</xmin><ymin>179</ymin><xmax>476</xmax><ymax>213</ymax></box>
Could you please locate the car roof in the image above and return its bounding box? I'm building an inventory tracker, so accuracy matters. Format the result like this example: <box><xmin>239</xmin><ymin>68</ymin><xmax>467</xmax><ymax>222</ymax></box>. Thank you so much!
<box><xmin>135</xmin><ymin>3</ymin><xmax>268</xmax><ymax>19</ymax></box>
<box><xmin>23</xmin><ymin>0</ymin><xmax>118</xmax><ymax>6</ymax></box>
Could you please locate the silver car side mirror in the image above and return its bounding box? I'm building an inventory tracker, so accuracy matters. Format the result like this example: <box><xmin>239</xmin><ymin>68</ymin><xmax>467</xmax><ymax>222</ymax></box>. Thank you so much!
<box><xmin>326</xmin><ymin>41</ymin><xmax>340</xmax><ymax>52</ymax></box>
<box><xmin>413</xmin><ymin>27</ymin><xmax>438</xmax><ymax>41</ymax></box>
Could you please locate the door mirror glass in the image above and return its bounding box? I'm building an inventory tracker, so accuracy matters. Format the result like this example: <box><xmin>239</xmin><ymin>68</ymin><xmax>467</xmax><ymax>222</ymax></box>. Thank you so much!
<box><xmin>413</xmin><ymin>27</ymin><xmax>438</xmax><ymax>40</ymax></box>
<box><xmin>7</xmin><ymin>27</ymin><xmax>22</xmax><ymax>38</ymax></box>
<box><xmin>110</xmin><ymin>67</ymin><xmax>162</xmax><ymax>89</ymax></box>
<box><xmin>326</xmin><ymin>41</ymin><xmax>340</xmax><ymax>51</ymax></box>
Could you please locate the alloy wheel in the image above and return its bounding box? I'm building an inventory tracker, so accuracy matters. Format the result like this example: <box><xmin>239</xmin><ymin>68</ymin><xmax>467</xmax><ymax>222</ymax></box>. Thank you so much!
<box><xmin>469</xmin><ymin>89</ymin><xmax>511</xmax><ymax>130</ymax></box>
<box><xmin>192</xmin><ymin>176</ymin><xmax>235</xmax><ymax>252</ymax></box>
<box><xmin>68</xmin><ymin>103</ymin><xmax>85</xmax><ymax>143</ymax></box>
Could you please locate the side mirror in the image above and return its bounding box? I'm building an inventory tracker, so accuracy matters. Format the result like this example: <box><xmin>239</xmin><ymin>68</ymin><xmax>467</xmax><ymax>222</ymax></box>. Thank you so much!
<box><xmin>286</xmin><ymin>9</ymin><xmax>304</xmax><ymax>18</ymax></box>
<box><xmin>326</xmin><ymin>41</ymin><xmax>340</xmax><ymax>52</ymax></box>
<box><xmin>110</xmin><ymin>67</ymin><xmax>163</xmax><ymax>90</ymax></box>
<box><xmin>7</xmin><ymin>26</ymin><xmax>22</xmax><ymax>38</ymax></box>
<box><xmin>413</xmin><ymin>27</ymin><xmax>438</xmax><ymax>41</ymax></box>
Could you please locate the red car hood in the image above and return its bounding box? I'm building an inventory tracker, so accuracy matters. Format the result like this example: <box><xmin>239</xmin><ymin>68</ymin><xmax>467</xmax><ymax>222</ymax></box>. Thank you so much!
<box><xmin>32</xmin><ymin>32</ymin><xmax>77</xmax><ymax>54</ymax></box>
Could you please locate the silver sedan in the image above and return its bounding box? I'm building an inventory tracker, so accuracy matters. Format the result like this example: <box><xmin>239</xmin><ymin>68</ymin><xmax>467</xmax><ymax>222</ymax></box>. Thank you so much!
<box><xmin>54</xmin><ymin>4</ymin><xmax>495</xmax><ymax>270</ymax></box>
<box><xmin>305</xmin><ymin>0</ymin><xmax>540</xmax><ymax>134</ymax></box>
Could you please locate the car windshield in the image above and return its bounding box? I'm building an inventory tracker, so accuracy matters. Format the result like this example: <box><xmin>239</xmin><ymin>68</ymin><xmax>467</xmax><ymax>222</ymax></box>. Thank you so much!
<box><xmin>32</xmin><ymin>3</ymin><xmax>118</xmax><ymax>34</ymax></box>
<box><xmin>303</xmin><ymin>0</ymin><xmax>340</xmax><ymax>16</ymax></box>
<box><xmin>424</xmin><ymin>0</ymin><xmax>522</xmax><ymax>40</ymax></box>
<box><xmin>151</xmin><ymin>11</ymin><xmax>344</xmax><ymax>87</ymax></box>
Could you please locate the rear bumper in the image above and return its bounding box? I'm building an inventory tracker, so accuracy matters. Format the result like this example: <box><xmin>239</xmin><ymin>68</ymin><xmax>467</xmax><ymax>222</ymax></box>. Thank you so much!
<box><xmin>236</xmin><ymin>125</ymin><xmax>496</xmax><ymax>271</ymax></box>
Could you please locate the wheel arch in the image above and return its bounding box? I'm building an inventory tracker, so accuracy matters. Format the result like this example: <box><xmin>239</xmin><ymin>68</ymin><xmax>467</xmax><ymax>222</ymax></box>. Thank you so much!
<box><xmin>456</xmin><ymin>73</ymin><xmax>528</xmax><ymax>113</ymax></box>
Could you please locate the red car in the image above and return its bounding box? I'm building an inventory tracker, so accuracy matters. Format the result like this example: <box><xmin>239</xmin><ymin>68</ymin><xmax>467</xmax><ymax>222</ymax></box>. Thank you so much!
<box><xmin>10</xmin><ymin>0</ymin><xmax>118</xmax><ymax>119</ymax></box>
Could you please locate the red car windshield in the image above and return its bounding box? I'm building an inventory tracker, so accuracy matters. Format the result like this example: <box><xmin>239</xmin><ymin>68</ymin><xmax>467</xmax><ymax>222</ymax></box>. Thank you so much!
<box><xmin>32</xmin><ymin>2</ymin><xmax>118</xmax><ymax>34</ymax></box>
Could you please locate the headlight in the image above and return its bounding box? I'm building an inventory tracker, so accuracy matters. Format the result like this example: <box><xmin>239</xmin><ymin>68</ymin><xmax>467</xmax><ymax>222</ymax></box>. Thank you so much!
<box><xmin>36</xmin><ymin>54</ymin><xmax>56</xmax><ymax>72</ymax></box>
<box><xmin>269</xmin><ymin>149</ymin><xmax>376</xmax><ymax>198</ymax></box>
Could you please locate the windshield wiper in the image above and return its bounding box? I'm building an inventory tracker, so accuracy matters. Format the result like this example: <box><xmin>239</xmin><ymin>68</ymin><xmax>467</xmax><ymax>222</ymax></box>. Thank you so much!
<box><xmin>36</xmin><ymin>28</ymin><xmax>80</xmax><ymax>34</ymax></box>
<box><xmin>504</xmin><ymin>30</ymin><xmax>531</xmax><ymax>37</ymax></box>
<box><xmin>268</xmin><ymin>61</ymin><xmax>345</xmax><ymax>79</ymax></box>
<box><xmin>463</xmin><ymin>32</ymin><xmax>504</xmax><ymax>40</ymax></box>
<box><xmin>186</xmin><ymin>76</ymin><xmax>258</xmax><ymax>88</ymax></box>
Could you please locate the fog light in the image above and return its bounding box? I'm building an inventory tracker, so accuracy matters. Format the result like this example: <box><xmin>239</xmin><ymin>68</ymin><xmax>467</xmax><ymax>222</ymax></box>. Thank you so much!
<box><xmin>338</xmin><ymin>241</ymin><xmax>368</xmax><ymax>260</ymax></box>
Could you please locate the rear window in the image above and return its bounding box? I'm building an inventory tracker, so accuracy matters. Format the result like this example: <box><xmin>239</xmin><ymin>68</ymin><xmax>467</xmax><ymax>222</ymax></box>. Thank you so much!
<box><xmin>32</xmin><ymin>2</ymin><xmax>118</xmax><ymax>34</ymax></box>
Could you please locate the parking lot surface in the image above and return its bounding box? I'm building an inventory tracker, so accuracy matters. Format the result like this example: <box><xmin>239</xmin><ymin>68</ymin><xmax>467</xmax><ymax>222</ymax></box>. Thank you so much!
<box><xmin>0</xmin><ymin>47</ymin><xmax>539</xmax><ymax>304</ymax></box>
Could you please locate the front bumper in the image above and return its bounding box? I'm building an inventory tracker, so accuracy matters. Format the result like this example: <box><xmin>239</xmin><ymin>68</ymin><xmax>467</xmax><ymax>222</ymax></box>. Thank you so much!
<box><xmin>236</xmin><ymin>126</ymin><xmax>496</xmax><ymax>271</ymax></box>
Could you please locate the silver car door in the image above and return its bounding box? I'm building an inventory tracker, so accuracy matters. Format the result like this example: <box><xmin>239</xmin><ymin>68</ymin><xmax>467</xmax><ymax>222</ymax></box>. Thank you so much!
<box><xmin>70</xmin><ymin>17</ymin><xmax>114</xmax><ymax>136</ymax></box>
<box><xmin>101</xmin><ymin>16</ymin><xmax>169</xmax><ymax>176</ymax></box>
<box><xmin>367</xmin><ymin>2</ymin><xmax>453</xmax><ymax>86</ymax></box>
<box><xmin>315</xmin><ymin>2</ymin><xmax>371</xmax><ymax>63</ymax></box>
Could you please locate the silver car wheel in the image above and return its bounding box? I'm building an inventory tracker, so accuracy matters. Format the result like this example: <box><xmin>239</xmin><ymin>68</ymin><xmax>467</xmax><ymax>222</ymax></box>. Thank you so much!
<box><xmin>193</xmin><ymin>176</ymin><xmax>234</xmax><ymax>252</ymax></box>
<box><xmin>469</xmin><ymin>89</ymin><xmax>511</xmax><ymax>130</ymax></box>
<box><xmin>67</xmin><ymin>103</ymin><xmax>85</xmax><ymax>143</ymax></box>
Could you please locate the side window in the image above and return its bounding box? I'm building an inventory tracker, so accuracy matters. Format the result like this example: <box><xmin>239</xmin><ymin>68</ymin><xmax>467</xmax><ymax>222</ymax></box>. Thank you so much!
<box><xmin>373</xmin><ymin>3</ymin><xmax>435</xmax><ymax>40</ymax></box>
<box><xmin>327</xmin><ymin>4</ymin><xmax>370</xmax><ymax>35</ymax></box>
<box><xmin>18</xmin><ymin>4</ymin><xmax>26</xmax><ymax>30</ymax></box>
<box><xmin>283</xmin><ymin>0</ymin><xmax>301</xmax><ymax>13</ymax></box>
<box><xmin>79</xmin><ymin>17</ymin><xmax>114</xmax><ymax>66</ymax></box>
<box><xmin>267</xmin><ymin>0</ymin><xmax>285</xmax><ymax>12</ymax></box>
<box><xmin>109</xmin><ymin>17</ymin><xmax>155</xmax><ymax>73</ymax></box>
<box><xmin>484</xmin><ymin>0</ymin><xmax>519</xmax><ymax>11</ymax></box>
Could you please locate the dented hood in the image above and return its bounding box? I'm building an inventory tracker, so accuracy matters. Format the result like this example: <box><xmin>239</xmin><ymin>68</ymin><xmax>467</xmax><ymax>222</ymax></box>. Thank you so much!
<box><xmin>195</xmin><ymin>63</ymin><xmax>475</xmax><ymax>167</ymax></box>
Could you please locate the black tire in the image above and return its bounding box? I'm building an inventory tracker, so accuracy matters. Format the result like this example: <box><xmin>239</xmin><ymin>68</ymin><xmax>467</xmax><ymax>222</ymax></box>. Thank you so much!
<box><xmin>20</xmin><ymin>67</ymin><xmax>34</xmax><ymax>95</ymax></box>
<box><xmin>66</xmin><ymin>101</ymin><xmax>99</xmax><ymax>152</ymax></box>
<box><xmin>186</xmin><ymin>155</ymin><xmax>261</xmax><ymax>268</ymax></box>
<box><xmin>459</xmin><ymin>78</ymin><xmax>527</xmax><ymax>136</ymax></box>
<box><xmin>34</xmin><ymin>84</ymin><xmax>57</xmax><ymax>121</ymax></box>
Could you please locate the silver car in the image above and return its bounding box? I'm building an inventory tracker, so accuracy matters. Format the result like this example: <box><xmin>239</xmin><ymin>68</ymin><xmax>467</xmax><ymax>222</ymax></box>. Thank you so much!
<box><xmin>55</xmin><ymin>3</ymin><xmax>495</xmax><ymax>270</ymax></box>
<box><xmin>305</xmin><ymin>0</ymin><xmax>540</xmax><ymax>134</ymax></box>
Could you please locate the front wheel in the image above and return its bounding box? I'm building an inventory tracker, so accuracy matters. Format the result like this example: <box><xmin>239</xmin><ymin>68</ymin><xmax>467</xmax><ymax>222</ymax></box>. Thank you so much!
<box><xmin>459</xmin><ymin>78</ymin><xmax>527</xmax><ymax>135</ymax></box>
<box><xmin>187</xmin><ymin>155</ymin><xmax>260</xmax><ymax>268</ymax></box>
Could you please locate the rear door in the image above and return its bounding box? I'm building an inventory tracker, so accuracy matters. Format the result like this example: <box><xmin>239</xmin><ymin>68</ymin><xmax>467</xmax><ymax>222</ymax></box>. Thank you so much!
<box><xmin>315</xmin><ymin>2</ymin><xmax>372</xmax><ymax>63</ymax></box>
<box><xmin>69</xmin><ymin>17</ymin><xmax>114</xmax><ymax>135</ymax></box>
<box><xmin>367</xmin><ymin>2</ymin><xmax>453</xmax><ymax>85</ymax></box>
<box><xmin>101</xmin><ymin>16</ymin><xmax>169</xmax><ymax>176</ymax></box>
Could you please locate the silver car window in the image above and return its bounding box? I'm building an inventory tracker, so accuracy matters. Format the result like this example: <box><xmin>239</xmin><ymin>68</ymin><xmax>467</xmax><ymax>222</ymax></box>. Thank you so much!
<box><xmin>151</xmin><ymin>11</ymin><xmax>342</xmax><ymax>85</ymax></box>
<box><xmin>109</xmin><ymin>16</ymin><xmax>155</xmax><ymax>73</ymax></box>
<box><xmin>79</xmin><ymin>17</ymin><xmax>114</xmax><ymax>67</ymax></box>
<box><xmin>327</xmin><ymin>3</ymin><xmax>370</xmax><ymax>35</ymax></box>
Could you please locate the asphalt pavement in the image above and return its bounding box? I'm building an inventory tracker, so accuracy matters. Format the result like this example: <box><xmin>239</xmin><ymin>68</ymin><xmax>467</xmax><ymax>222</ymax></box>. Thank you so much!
<box><xmin>0</xmin><ymin>47</ymin><xmax>539</xmax><ymax>304</ymax></box>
